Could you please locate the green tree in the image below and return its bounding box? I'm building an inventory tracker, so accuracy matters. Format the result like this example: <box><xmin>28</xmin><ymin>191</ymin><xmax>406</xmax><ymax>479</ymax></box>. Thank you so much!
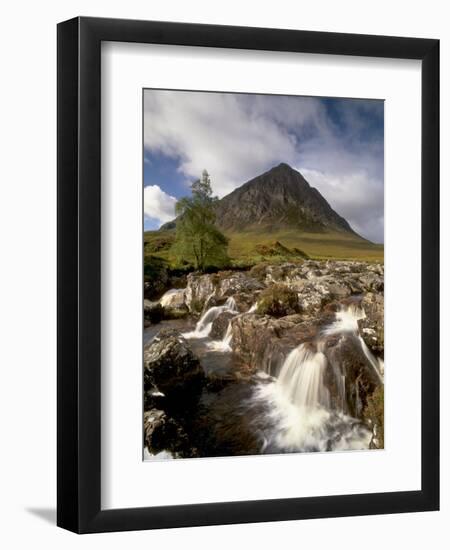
<box><xmin>172</xmin><ymin>170</ymin><xmax>229</xmax><ymax>271</ymax></box>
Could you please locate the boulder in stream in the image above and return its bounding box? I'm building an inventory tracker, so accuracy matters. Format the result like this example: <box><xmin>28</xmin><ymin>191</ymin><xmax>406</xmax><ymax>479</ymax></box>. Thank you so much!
<box><xmin>144</xmin><ymin>409</ymin><xmax>196</xmax><ymax>457</ymax></box>
<box><xmin>144</xmin><ymin>328</ymin><xmax>205</xmax><ymax>409</ymax></box>
<box><xmin>185</xmin><ymin>271</ymin><xmax>265</xmax><ymax>313</ymax></box>
<box><xmin>159</xmin><ymin>288</ymin><xmax>186</xmax><ymax>310</ymax></box>
<box><xmin>323</xmin><ymin>332</ymin><xmax>382</xmax><ymax>419</ymax></box>
<box><xmin>358</xmin><ymin>292</ymin><xmax>384</xmax><ymax>356</ymax></box>
<box><xmin>210</xmin><ymin>311</ymin><xmax>235</xmax><ymax>340</ymax></box>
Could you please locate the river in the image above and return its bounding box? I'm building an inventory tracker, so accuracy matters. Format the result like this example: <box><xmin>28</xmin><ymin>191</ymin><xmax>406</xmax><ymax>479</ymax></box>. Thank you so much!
<box><xmin>144</xmin><ymin>293</ymin><xmax>383</xmax><ymax>458</ymax></box>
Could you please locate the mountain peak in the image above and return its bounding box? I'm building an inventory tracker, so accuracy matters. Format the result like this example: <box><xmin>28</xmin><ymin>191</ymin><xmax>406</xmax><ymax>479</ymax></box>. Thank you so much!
<box><xmin>273</xmin><ymin>162</ymin><xmax>293</xmax><ymax>170</ymax></box>
<box><xmin>161</xmin><ymin>163</ymin><xmax>360</xmax><ymax>239</ymax></box>
<box><xmin>266</xmin><ymin>162</ymin><xmax>303</xmax><ymax>178</ymax></box>
<box><xmin>214</xmin><ymin>163</ymin><xmax>356</xmax><ymax>235</ymax></box>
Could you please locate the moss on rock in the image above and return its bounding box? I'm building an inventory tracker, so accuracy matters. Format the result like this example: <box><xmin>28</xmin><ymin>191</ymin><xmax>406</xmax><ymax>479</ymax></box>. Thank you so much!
<box><xmin>256</xmin><ymin>284</ymin><xmax>301</xmax><ymax>318</ymax></box>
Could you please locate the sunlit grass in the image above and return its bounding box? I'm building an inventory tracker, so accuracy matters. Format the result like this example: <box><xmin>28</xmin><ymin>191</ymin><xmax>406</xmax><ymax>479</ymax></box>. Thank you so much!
<box><xmin>226</xmin><ymin>229</ymin><xmax>384</xmax><ymax>262</ymax></box>
<box><xmin>144</xmin><ymin>228</ymin><xmax>384</xmax><ymax>267</ymax></box>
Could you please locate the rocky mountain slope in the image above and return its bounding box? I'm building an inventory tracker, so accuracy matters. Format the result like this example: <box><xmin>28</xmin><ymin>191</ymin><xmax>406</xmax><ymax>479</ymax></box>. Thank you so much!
<box><xmin>214</xmin><ymin>163</ymin><xmax>357</xmax><ymax>235</ymax></box>
<box><xmin>162</xmin><ymin>163</ymin><xmax>363</xmax><ymax>239</ymax></box>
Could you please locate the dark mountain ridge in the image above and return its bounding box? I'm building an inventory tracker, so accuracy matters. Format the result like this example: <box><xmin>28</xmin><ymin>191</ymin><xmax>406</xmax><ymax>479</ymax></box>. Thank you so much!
<box><xmin>161</xmin><ymin>163</ymin><xmax>364</xmax><ymax>240</ymax></box>
<box><xmin>214</xmin><ymin>163</ymin><xmax>356</xmax><ymax>235</ymax></box>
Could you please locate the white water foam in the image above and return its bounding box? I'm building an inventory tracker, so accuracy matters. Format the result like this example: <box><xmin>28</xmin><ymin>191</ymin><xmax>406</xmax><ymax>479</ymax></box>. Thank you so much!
<box><xmin>323</xmin><ymin>304</ymin><xmax>384</xmax><ymax>383</ymax></box>
<box><xmin>322</xmin><ymin>304</ymin><xmax>365</xmax><ymax>335</ymax></box>
<box><xmin>276</xmin><ymin>344</ymin><xmax>330</xmax><ymax>409</ymax></box>
<box><xmin>253</xmin><ymin>343</ymin><xmax>371</xmax><ymax>453</ymax></box>
<box><xmin>144</xmin><ymin>448</ymin><xmax>173</xmax><ymax>461</ymax></box>
<box><xmin>207</xmin><ymin>301</ymin><xmax>259</xmax><ymax>352</ymax></box>
<box><xmin>251</xmin><ymin>302</ymin><xmax>383</xmax><ymax>453</ymax></box>
<box><xmin>183</xmin><ymin>297</ymin><xmax>237</xmax><ymax>339</ymax></box>
<box><xmin>207</xmin><ymin>322</ymin><xmax>234</xmax><ymax>352</ymax></box>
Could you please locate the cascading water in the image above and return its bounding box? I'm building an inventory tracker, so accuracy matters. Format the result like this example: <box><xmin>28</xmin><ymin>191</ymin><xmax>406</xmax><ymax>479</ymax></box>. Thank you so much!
<box><xmin>207</xmin><ymin>322</ymin><xmax>234</xmax><ymax>352</ymax></box>
<box><xmin>359</xmin><ymin>336</ymin><xmax>384</xmax><ymax>382</ymax></box>
<box><xmin>323</xmin><ymin>303</ymin><xmax>384</xmax><ymax>383</ymax></box>
<box><xmin>277</xmin><ymin>344</ymin><xmax>330</xmax><ymax>410</ymax></box>
<box><xmin>322</xmin><ymin>303</ymin><xmax>365</xmax><ymax>335</ymax></box>
<box><xmin>207</xmin><ymin>302</ymin><xmax>259</xmax><ymax>352</ymax></box>
<box><xmin>183</xmin><ymin>297</ymin><xmax>237</xmax><ymax>339</ymax></box>
<box><xmin>251</xmin><ymin>302</ymin><xmax>382</xmax><ymax>453</ymax></box>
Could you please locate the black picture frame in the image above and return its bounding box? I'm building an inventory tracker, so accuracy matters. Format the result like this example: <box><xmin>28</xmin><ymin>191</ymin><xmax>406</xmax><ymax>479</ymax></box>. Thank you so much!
<box><xmin>57</xmin><ymin>16</ymin><xmax>439</xmax><ymax>533</ymax></box>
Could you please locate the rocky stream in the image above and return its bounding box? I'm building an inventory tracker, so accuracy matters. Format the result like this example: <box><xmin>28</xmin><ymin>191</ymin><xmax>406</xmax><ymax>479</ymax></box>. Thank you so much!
<box><xmin>143</xmin><ymin>260</ymin><xmax>384</xmax><ymax>459</ymax></box>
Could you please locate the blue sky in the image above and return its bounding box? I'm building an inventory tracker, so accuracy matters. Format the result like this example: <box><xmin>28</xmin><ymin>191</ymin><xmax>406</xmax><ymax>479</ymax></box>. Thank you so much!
<box><xmin>143</xmin><ymin>90</ymin><xmax>384</xmax><ymax>242</ymax></box>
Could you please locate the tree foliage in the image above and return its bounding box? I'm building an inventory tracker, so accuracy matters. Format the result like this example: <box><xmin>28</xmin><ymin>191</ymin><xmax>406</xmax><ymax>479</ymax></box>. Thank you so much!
<box><xmin>172</xmin><ymin>170</ymin><xmax>229</xmax><ymax>271</ymax></box>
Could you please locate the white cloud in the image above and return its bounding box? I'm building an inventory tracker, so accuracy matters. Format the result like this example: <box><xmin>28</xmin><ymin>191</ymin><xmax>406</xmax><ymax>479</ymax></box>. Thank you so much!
<box><xmin>143</xmin><ymin>90</ymin><xmax>384</xmax><ymax>242</ymax></box>
<box><xmin>143</xmin><ymin>185</ymin><xmax>177</xmax><ymax>227</ymax></box>
<box><xmin>144</xmin><ymin>91</ymin><xmax>301</xmax><ymax>197</ymax></box>
<box><xmin>299</xmin><ymin>168</ymin><xmax>384</xmax><ymax>243</ymax></box>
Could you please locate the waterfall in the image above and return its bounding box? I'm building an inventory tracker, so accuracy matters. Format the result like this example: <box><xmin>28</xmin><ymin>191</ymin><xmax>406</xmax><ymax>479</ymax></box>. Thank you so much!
<box><xmin>277</xmin><ymin>344</ymin><xmax>330</xmax><ymax>410</ymax></box>
<box><xmin>250</xmin><ymin>302</ymin><xmax>383</xmax><ymax>453</ymax></box>
<box><xmin>358</xmin><ymin>335</ymin><xmax>384</xmax><ymax>383</ymax></box>
<box><xmin>253</xmin><ymin>343</ymin><xmax>371</xmax><ymax>452</ymax></box>
<box><xmin>322</xmin><ymin>303</ymin><xmax>384</xmax><ymax>383</ymax></box>
<box><xmin>252</xmin><ymin>343</ymin><xmax>335</xmax><ymax>452</ymax></box>
<box><xmin>207</xmin><ymin>301</ymin><xmax>258</xmax><ymax>352</ymax></box>
<box><xmin>222</xmin><ymin>323</ymin><xmax>233</xmax><ymax>347</ymax></box>
<box><xmin>322</xmin><ymin>304</ymin><xmax>365</xmax><ymax>335</ymax></box>
<box><xmin>207</xmin><ymin>322</ymin><xmax>234</xmax><ymax>352</ymax></box>
<box><xmin>183</xmin><ymin>297</ymin><xmax>237</xmax><ymax>339</ymax></box>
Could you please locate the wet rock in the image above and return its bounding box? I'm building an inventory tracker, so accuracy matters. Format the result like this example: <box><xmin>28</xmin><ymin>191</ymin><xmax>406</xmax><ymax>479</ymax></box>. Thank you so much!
<box><xmin>230</xmin><ymin>299</ymin><xmax>383</xmax><ymax>421</ymax></box>
<box><xmin>185</xmin><ymin>273</ymin><xmax>217</xmax><ymax>312</ymax></box>
<box><xmin>144</xmin><ymin>299</ymin><xmax>158</xmax><ymax>311</ymax></box>
<box><xmin>323</xmin><ymin>333</ymin><xmax>382</xmax><ymax>419</ymax></box>
<box><xmin>144</xmin><ymin>409</ymin><xmax>196</xmax><ymax>457</ymax></box>
<box><xmin>368</xmin><ymin>263</ymin><xmax>384</xmax><ymax>276</ymax></box>
<box><xmin>144</xmin><ymin>300</ymin><xmax>164</xmax><ymax>324</ymax></box>
<box><xmin>185</xmin><ymin>260</ymin><xmax>381</xmax><ymax>318</ymax></box>
<box><xmin>363</xmin><ymin>386</ymin><xmax>384</xmax><ymax>449</ymax></box>
<box><xmin>230</xmin><ymin>313</ymin><xmax>318</xmax><ymax>376</ymax></box>
<box><xmin>230</xmin><ymin>314</ymin><xmax>283</xmax><ymax>374</ymax></box>
<box><xmin>144</xmin><ymin>329</ymin><xmax>205</xmax><ymax>408</ymax></box>
<box><xmin>185</xmin><ymin>271</ymin><xmax>265</xmax><ymax>313</ymax></box>
<box><xmin>264</xmin><ymin>263</ymin><xmax>306</xmax><ymax>285</ymax></box>
<box><xmin>278</xmin><ymin>313</ymin><xmax>304</xmax><ymax>325</ymax></box>
<box><xmin>358</xmin><ymin>292</ymin><xmax>384</xmax><ymax>356</ymax></box>
<box><xmin>233</xmin><ymin>291</ymin><xmax>261</xmax><ymax>312</ymax></box>
<box><xmin>159</xmin><ymin>288</ymin><xmax>186</xmax><ymax>310</ymax></box>
<box><xmin>327</xmin><ymin>283</ymin><xmax>352</xmax><ymax>299</ymax></box>
<box><xmin>218</xmin><ymin>272</ymin><xmax>265</xmax><ymax>297</ymax></box>
<box><xmin>143</xmin><ymin>261</ymin><xmax>169</xmax><ymax>300</ymax></box>
<box><xmin>144</xmin><ymin>260</ymin><xmax>384</xmax><ymax>456</ymax></box>
<box><xmin>210</xmin><ymin>311</ymin><xmax>235</xmax><ymax>340</ymax></box>
<box><xmin>143</xmin><ymin>329</ymin><xmax>207</xmax><ymax>458</ymax></box>
<box><xmin>358</xmin><ymin>272</ymin><xmax>384</xmax><ymax>293</ymax></box>
<box><xmin>163</xmin><ymin>305</ymin><xmax>190</xmax><ymax>320</ymax></box>
<box><xmin>256</xmin><ymin>283</ymin><xmax>302</xmax><ymax>317</ymax></box>
<box><xmin>342</xmin><ymin>276</ymin><xmax>364</xmax><ymax>294</ymax></box>
<box><xmin>300</xmin><ymin>282</ymin><xmax>329</xmax><ymax>311</ymax></box>
<box><xmin>144</xmin><ymin>384</ymin><xmax>166</xmax><ymax>411</ymax></box>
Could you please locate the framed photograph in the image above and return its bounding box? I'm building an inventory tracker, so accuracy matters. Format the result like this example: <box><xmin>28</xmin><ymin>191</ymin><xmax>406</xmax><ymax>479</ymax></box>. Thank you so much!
<box><xmin>57</xmin><ymin>17</ymin><xmax>439</xmax><ymax>533</ymax></box>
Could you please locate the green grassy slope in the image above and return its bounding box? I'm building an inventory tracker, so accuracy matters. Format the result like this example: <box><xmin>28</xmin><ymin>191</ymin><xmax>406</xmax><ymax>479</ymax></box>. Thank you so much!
<box><xmin>144</xmin><ymin>228</ymin><xmax>383</xmax><ymax>267</ymax></box>
<box><xmin>227</xmin><ymin>229</ymin><xmax>383</xmax><ymax>262</ymax></box>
